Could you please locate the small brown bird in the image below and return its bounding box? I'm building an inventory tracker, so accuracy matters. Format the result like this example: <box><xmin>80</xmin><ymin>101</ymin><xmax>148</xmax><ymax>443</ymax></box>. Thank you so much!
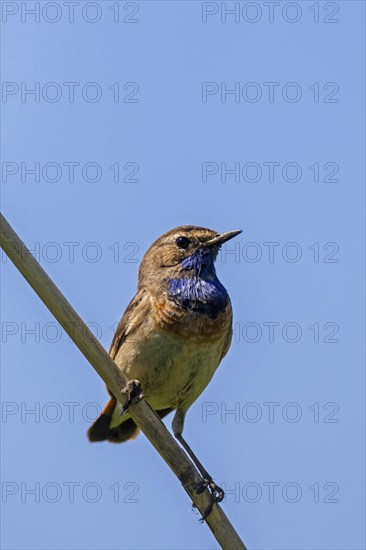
<box><xmin>88</xmin><ymin>225</ymin><xmax>241</xmax><ymax>502</ymax></box>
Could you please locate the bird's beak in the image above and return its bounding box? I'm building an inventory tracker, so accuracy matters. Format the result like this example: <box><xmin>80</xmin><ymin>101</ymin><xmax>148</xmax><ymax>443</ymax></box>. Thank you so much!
<box><xmin>204</xmin><ymin>229</ymin><xmax>243</xmax><ymax>248</ymax></box>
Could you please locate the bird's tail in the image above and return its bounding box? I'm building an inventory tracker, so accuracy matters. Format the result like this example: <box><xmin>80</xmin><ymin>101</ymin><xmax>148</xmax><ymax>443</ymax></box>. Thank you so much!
<box><xmin>87</xmin><ymin>395</ymin><xmax>139</xmax><ymax>443</ymax></box>
<box><xmin>87</xmin><ymin>394</ymin><xmax>173</xmax><ymax>444</ymax></box>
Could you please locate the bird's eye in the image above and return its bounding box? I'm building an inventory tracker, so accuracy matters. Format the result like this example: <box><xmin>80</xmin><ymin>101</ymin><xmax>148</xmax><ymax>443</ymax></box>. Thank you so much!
<box><xmin>176</xmin><ymin>236</ymin><xmax>190</xmax><ymax>249</ymax></box>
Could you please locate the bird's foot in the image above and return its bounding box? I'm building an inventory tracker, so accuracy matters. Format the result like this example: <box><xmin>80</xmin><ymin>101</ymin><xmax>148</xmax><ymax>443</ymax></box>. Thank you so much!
<box><xmin>120</xmin><ymin>380</ymin><xmax>143</xmax><ymax>414</ymax></box>
<box><xmin>194</xmin><ymin>477</ymin><xmax>225</xmax><ymax>521</ymax></box>
<box><xmin>204</xmin><ymin>478</ymin><xmax>225</xmax><ymax>503</ymax></box>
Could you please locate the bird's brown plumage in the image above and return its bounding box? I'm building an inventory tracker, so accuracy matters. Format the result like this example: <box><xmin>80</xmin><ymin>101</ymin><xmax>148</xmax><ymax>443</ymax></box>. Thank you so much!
<box><xmin>87</xmin><ymin>225</ymin><xmax>239</xmax><ymax>443</ymax></box>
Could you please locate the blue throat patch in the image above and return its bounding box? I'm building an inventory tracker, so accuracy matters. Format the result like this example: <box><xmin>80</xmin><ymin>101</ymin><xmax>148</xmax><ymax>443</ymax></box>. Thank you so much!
<box><xmin>167</xmin><ymin>249</ymin><xmax>229</xmax><ymax>319</ymax></box>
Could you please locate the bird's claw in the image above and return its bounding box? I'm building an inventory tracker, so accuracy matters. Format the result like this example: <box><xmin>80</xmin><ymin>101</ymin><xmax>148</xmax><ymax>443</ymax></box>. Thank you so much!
<box><xmin>120</xmin><ymin>380</ymin><xmax>143</xmax><ymax>414</ymax></box>
<box><xmin>193</xmin><ymin>477</ymin><xmax>225</xmax><ymax>521</ymax></box>
<box><xmin>204</xmin><ymin>478</ymin><xmax>225</xmax><ymax>503</ymax></box>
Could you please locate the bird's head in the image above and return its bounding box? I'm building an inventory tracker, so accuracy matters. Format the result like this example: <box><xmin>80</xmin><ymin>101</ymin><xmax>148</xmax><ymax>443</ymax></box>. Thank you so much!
<box><xmin>138</xmin><ymin>225</ymin><xmax>242</xmax><ymax>290</ymax></box>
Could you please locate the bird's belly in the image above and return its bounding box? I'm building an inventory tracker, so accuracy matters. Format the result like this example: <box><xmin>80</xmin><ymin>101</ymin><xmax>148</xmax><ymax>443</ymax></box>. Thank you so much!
<box><xmin>148</xmin><ymin>337</ymin><xmax>223</xmax><ymax>410</ymax></box>
<box><xmin>113</xmin><ymin>329</ymin><xmax>226</xmax><ymax>412</ymax></box>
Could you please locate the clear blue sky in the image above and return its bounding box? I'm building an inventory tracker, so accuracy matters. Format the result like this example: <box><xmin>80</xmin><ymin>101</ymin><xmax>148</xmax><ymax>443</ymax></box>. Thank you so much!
<box><xmin>1</xmin><ymin>2</ymin><xmax>365</xmax><ymax>549</ymax></box>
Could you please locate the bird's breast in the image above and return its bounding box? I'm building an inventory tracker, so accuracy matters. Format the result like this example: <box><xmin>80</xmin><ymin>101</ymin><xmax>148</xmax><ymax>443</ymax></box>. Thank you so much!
<box><xmin>152</xmin><ymin>277</ymin><xmax>232</xmax><ymax>344</ymax></box>
<box><xmin>167</xmin><ymin>276</ymin><xmax>229</xmax><ymax>319</ymax></box>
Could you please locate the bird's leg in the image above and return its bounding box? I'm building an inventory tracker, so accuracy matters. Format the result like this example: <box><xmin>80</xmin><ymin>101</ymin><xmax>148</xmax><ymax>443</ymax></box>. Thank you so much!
<box><xmin>176</xmin><ymin>432</ymin><xmax>225</xmax><ymax>501</ymax></box>
<box><xmin>120</xmin><ymin>379</ymin><xmax>143</xmax><ymax>414</ymax></box>
<box><xmin>172</xmin><ymin>410</ymin><xmax>224</xmax><ymax>519</ymax></box>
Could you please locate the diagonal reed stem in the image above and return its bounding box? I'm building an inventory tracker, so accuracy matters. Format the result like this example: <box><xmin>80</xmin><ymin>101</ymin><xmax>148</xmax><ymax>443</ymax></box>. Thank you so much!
<box><xmin>0</xmin><ymin>213</ymin><xmax>247</xmax><ymax>550</ymax></box>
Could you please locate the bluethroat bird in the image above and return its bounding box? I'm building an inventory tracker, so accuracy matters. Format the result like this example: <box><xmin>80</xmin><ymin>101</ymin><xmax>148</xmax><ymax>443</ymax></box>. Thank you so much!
<box><xmin>88</xmin><ymin>225</ymin><xmax>242</xmax><ymax>505</ymax></box>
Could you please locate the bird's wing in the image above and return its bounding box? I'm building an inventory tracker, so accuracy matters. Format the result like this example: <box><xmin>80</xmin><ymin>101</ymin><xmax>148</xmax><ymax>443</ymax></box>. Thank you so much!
<box><xmin>87</xmin><ymin>289</ymin><xmax>152</xmax><ymax>441</ymax></box>
<box><xmin>109</xmin><ymin>288</ymin><xmax>151</xmax><ymax>360</ymax></box>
